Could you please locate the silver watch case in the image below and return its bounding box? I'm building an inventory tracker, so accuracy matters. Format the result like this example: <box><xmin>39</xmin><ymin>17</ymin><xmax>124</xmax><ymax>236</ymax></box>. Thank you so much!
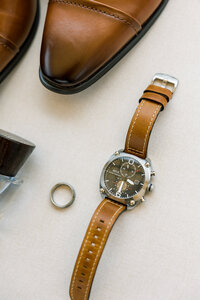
<box><xmin>100</xmin><ymin>150</ymin><xmax>153</xmax><ymax>209</ymax></box>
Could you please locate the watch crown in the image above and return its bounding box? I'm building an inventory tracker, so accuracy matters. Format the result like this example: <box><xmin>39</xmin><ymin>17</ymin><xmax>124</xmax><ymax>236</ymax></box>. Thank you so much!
<box><xmin>114</xmin><ymin>151</ymin><xmax>120</xmax><ymax>156</ymax></box>
<box><xmin>147</xmin><ymin>184</ymin><xmax>154</xmax><ymax>192</ymax></box>
<box><xmin>145</xmin><ymin>162</ymin><xmax>150</xmax><ymax>168</ymax></box>
<box><xmin>100</xmin><ymin>188</ymin><xmax>105</xmax><ymax>194</ymax></box>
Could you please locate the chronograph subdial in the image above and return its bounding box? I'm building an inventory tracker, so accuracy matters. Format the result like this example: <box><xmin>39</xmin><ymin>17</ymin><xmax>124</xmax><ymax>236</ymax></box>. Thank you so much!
<box><xmin>120</xmin><ymin>161</ymin><xmax>136</xmax><ymax>178</ymax></box>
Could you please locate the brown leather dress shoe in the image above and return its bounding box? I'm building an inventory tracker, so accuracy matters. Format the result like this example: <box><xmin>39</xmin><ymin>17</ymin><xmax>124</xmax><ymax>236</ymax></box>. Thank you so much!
<box><xmin>40</xmin><ymin>0</ymin><xmax>169</xmax><ymax>94</ymax></box>
<box><xmin>0</xmin><ymin>0</ymin><xmax>39</xmax><ymax>83</ymax></box>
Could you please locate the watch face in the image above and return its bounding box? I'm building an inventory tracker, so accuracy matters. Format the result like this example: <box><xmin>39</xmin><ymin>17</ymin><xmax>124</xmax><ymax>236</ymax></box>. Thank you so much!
<box><xmin>103</xmin><ymin>156</ymin><xmax>145</xmax><ymax>200</ymax></box>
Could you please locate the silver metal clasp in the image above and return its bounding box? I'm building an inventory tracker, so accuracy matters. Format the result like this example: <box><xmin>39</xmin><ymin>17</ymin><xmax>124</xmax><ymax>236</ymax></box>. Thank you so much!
<box><xmin>152</xmin><ymin>73</ymin><xmax>179</xmax><ymax>94</ymax></box>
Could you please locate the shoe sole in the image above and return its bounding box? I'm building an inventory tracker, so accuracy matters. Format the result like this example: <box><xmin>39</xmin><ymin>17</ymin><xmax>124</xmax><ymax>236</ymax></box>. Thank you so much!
<box><xmin>0</xmin><ymin>0</ymin><xmax>40</xmax><ymax>84</ymax></box>
<box><xmin>39</xmin><ymin>0</ymin><xmax>169</xmax><ymax>95</ymax></box>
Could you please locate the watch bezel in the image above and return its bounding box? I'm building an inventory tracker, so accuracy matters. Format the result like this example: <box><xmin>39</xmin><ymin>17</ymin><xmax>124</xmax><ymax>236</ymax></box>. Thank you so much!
<box><xmin>100</xmin><ymin>151</ymin><xmax>152</xmax><ymax>208</ymax></box>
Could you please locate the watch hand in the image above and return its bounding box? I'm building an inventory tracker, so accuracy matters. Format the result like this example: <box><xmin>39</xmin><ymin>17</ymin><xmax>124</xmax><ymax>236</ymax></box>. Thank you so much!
<box><xmin>118</xmin><ymin>181</ymin><xmax>124</xmax><ymax>193</ymax></box>
<box><xmin>108</xmin><ymin>171</ymin><xmax>121</xmax><ymax>177</ymax></box>
<box><xmin>127</xmin><ymin>179</ymin><xmax>134</xmax><ymax>185</ymax></box>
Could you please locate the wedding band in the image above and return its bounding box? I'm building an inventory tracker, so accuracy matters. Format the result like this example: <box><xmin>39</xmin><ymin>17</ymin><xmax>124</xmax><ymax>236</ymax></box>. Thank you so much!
<box><xmin>50</xmin><ymin>183</ymin><xmax>76</xmax><ymax>209</ymax></box>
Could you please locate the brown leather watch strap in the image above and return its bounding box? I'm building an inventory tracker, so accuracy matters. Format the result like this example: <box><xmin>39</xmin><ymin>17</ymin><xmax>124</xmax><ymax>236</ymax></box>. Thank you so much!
<box><xmin>125</xmin><ymin>84</ymin><xmax>173</xmax><ymax>159</ymax></box>
<box><xmin>69</xmin><ymin>199</ymin><xmax>126</xmax><ymax>300</ymax></box>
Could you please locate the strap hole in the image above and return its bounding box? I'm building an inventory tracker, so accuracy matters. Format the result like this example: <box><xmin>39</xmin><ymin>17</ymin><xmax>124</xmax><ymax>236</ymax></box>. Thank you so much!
<box><xmin>97</xmin><ymin>227</ymin><xmax>101</xmax><ymax>232</ymax></box>
<box><xmin>91</xmin><ymin>242</ymin><xmax>95</xmax><ymax>247</ymax></box>
<box><xmin>81</xmin><ymin>273</ymin><xmax>85</xmax><ymax>276</ymax></box>
<box><xmin>83</xmin><ymin>265</ymin><xmax>87</xmax><ymax>269</ymax></box>
<box><xmin>100</xmin><ymin>219</ymin><xmax>104</xmax><ymax>223</ymax></box>
<box><xmin>86</xmin><ymin>258</ymin><xmax>90</xmax><ymax>262</ymax></box>
<box><xmin>94</xmin><ymin>235</ymin><xmax>98</xmax><ymax>239</ymax></box>
<box><xmin>78</xmin><ymin>286</ymin><xmax>82</xmax><ymax>290</ymax></box>
<box><xmin>79</xmin><ymin>280</ymin><xmax>83</xmax><ymax>283</ymax></box>
<box><xmin>88</xmin><ymin>250</ymin><xmax>93</xmax><ymax>254</ymax></box>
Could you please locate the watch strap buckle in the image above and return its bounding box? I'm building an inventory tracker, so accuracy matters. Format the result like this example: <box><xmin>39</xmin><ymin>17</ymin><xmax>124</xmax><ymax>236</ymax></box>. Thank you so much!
<box><xmin>152</xmin><ymin>73</ymin><xmax>179</xmax><ymax>94</ymax></box>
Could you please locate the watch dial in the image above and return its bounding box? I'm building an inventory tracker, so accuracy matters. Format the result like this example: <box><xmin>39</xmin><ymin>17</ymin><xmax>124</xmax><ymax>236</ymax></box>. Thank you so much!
<box><xmin>104</xmin><ymin>157</ymin><xmax>145</xmax><ymax>199</ymax></box>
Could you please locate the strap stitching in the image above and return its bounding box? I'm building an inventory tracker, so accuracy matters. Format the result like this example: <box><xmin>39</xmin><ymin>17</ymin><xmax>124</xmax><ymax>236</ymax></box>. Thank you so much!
<box><xmin>70</xmin><ymin>199</ymin><xmax>123</xmax><ymax>299</ymax></box>
<box><xmin>127</xmin><ymin>101</ymin><xmax>161</xmax><ymax>154</ymax></box>
<box><xmin>126</xmin><ymin>101</ymin><xmax>144</xmax><ymax>152</ymax></box>
<box><xmin>138</xmin><ymin>104</ymin><xmax>160</xmax><ymax>154</ymax></box>
<box><xmin>84</xmin><ymin>202</ymin><xmax>124</xmax><ymax>300</ymax></box>
<box><xmin>49</xmin><ymin>0</ymin><xmax>138</xmax><ymax>32</ymax></box>
<box><xmin>70</xmin><ymin>200</ymin><xmax>108</xmax><ymax>299</ymax></box>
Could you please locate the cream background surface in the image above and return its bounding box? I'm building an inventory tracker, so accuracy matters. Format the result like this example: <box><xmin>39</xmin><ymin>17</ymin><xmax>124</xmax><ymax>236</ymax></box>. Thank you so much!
<box><xmin>0</xmin><ymin>1</ymin><xmax>200</xmax><ymax>299</ymax></box>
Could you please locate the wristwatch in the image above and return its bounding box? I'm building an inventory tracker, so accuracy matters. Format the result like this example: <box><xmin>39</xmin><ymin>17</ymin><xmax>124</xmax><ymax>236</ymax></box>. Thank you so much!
<box><xmin>69</xmin><ymin>73</ymin><xmax>178</xmax><ymax>300</ymax></box>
